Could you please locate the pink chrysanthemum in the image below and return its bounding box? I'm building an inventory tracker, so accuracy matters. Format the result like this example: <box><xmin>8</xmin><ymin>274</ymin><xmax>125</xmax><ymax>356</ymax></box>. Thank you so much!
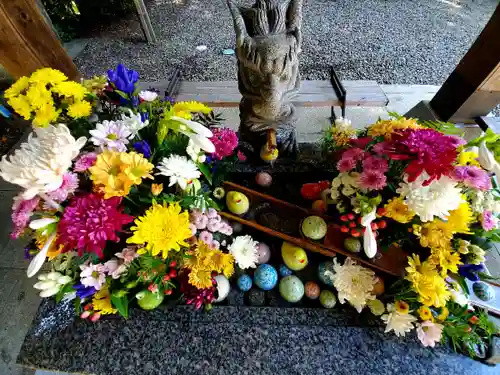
<box><xmin>362</xmin><ymin>155</ymin><xmax>388</xmax><ymax>173</ymax></box>
<box><xmin>358</xmin><ymin>170</ymin><xmax>387</xmax><ymax>190</ymax></box>
<box><xmin>337</xmin><ymin>157</ymin><xmax>357</xmax><ymax>172</ymax></box>
<box><xmin>73</xmin><ymin>152</ymin><xmax>97</xmax><ymax>172</ymax></box>
<box><xmin>11</xmin><ymin>195</ymin><xmax>40</xmax><ymax>239</ymax></box>
<box><xmin>452</xmin><ymin>166</ymin><xmax>492</xmax><ymax>191</ymax></box>
<box><xmin>342</xmin><ymin>147</ymin><xmax>365</xmax><ymax>161</ymax></box>
<box><xmin>480</xmin><ymin>210</ymin><xmax>497</xmax><ymax>231</ymax></box>
<box><xmin>210</xmin><ymin>127</ymin><xmax>238</xmax><ymax>160</ymax></box>
<box><xmin>45</xmin><ymin>172</ymin><xmax>79</xmax><ymax>202</ymax></box>
<box><xmin>57</xmin><ymin>193</ymin><xmax>134</xmax><ymax>258</ymax></box>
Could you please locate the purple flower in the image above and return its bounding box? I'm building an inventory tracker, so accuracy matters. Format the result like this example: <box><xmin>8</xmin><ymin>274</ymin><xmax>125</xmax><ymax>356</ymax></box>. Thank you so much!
<box><xmin>163</xmin><ymin>96</ymin><xmax>175</xmax><ymax>105</ymax></box>
<box><xmin>11</xmin><ymin>195</ymin><xmax>40</xmax><ymax>239</ymax></box>
<box><xmin>480</xmin><ymin>210</ymin><xmax>497</xmax><ymax>231</ymax></box>
<box><xmin>74</xmin><ymin>152</ymin><xmax>97</xmax><ymax>172</ymax></box>
<box><xmin>358</xmin><ymin>170</ymin><xmax>387</xmax><ymax>190</ymax></box>
<box><xmin>45</xmin><ymin>172</ymin><xmax>79</xmax><ymax>203</ymax></box>
<box><xmin>133</xmin><ymin>140</ymin><xmax>151</xmax><ymax>158</ymax></box>
<box><xmin>73</xmin><ymin>282</ymin><xmax>97</xmax><ymax>299</ymax></box>
<box><xmin>24</xmin><ymin>246</ymin><xmax>34</xmax><ymax>260</ymax></box>
<box><xmin>107</xmin><ymin>64</ymin><xmax>139</xmax><ymax>95</ymax></box>
<box><xmin>362</xmin><ymin>155</ymin><xmax>388</xmax><ymax>173</ymax></box>
<box><xmin>452</xmin><ymin>166</ymin><xmax>492</xmax><ymax>190</ymax></box>
<box><xmin>458</xmin><ymin>263</ymin><xmax>485</xmax><ymax>281</ymax></box>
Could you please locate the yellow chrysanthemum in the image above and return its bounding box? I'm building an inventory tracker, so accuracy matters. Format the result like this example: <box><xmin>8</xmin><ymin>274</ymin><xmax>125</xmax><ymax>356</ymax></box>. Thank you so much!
<box><xmin>188</xmin><ymin>267</ymin><xmax>213</xmax><ymax>289</ymax></box>
<box><xmin>89</xmin><ymin>151</ymin><xmax>137</xmax><ymax>198</ymax></box>
<box><xmin>395</xmin><ymin>300</ymin><xmax>410</xmax><ymax>314</ymax></box>
<box><xmin>367</xmin><ymin>118</ymin><xmax>422</xmax><ymax>139</ymax></box>
<box><xmin>172</xmin><ymin>101</ymin><xmax>211</xmax><ymax>119</ymax></box>
<box><xmin>436</xmin><ymin>306</ymin><xmax>449</xmax><ymax>321</ymax></box>
<box><xmin>67</xmin><ymin>101</ymin><xmax>92</xmax><ymax>119</ymax></box>
<box><xmin>25</xmin><ymin>83</ymin><xmax>53</xmax><ymax>109</ymax></box>
<box><xmin>29</xmin><ymin>68</ymin><xmax>68</xmax><ymax>85</ymax></box>
<box><xmin>457</xmin><ymin>151</ymin><xmax>480</xmax><ymax>167</ymax></box>
<box><xmin>4</xmin><ymin>76</ymin><xmax>30</xmax><ymax>99</ymax></box>
<box><xmin>7</xmin><ymin>95</ymin><xmax>32</xmax><ymax>120</ymax></box>
<box><xmin>419</xmin><ymin>219</ymin><xmax>454</xmax><ymax>251</ymax></box>
<box><xmin>445</xmin><ymin>202</ymin><xmax>473</xmax><ymax>234</ymax></box>
<box><xmin>127</xmin><ymin>202</ymin><xmax>191</xmax><ymax>258</ymax></box>
<box><xmin>417</xmin><ymin>306</ymin><xmax>434</xmax><ymax>321</ymax></box>
<box><xmin>120</xmin><ymin>152</ymin><xmax>154</xmax><ymax>185</ymax></box>
<box><xmin>32</xmin><ymin>103</ymin><xmax>60</xmax><ymax>127</ymax></box>
<box><xmin>405</xmin><ymin>254</ymin><xmax>436</xmax><ymax>282</ymax></box>
<box><xmin>384</xmin><ymin>197</ymin><xmax>415</xmax><ymax>223</ymax></box>
<box><xmin>82</xmin><ymin>76</ymin><xmax>108</xmax><ymax>93</ymax></box>
<box><xmin>428</xmin><ymin>247</ymin><xmax>462</xmax><ymax>277</ymax></box>
<box><xmin>92</xmin><ymin>286</ymin><xmax>118</xmax><ymax>315</ymax></box>
<box><xmin>53</xmin><ymin>81</ymin><xmax>88</xmax><ymax>101</ymax></box>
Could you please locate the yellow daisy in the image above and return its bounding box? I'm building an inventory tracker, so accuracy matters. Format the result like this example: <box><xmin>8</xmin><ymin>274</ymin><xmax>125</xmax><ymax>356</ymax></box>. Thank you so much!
<box><xmin>419</xmin><ymin>219</ymin><xmax>454</xmax><ymax>251</ymax></box>
<box><xmin>67</xmin><ymin>101</ymin><xmax>92</xmax><ymax>118</ymax></box>
<box><xmin>89</xmin><ymin>150</ymin><xmax>134</xmax><ymax>198</ymax></box>
<box><xmin>188</xmin><ymin>267</ymin><xmax>213</xmax><ymax>289</ymax></box>
<box><xmin>172</xmin><ymin>101</ymin><xmax>211</xmax><ymax>119</ymax></box>
<box><xmin>120</xmin><ymin>152</ymin><xmax>154</xmax><ymax>185</ymax></box>
<box><xmin>445</xmin><ymin>202</ymin><xmax>473</xmax><ymax>234</ymax></box>
<box><xmin>4</xmin><ymin>76</ymin><xmax>30</xmax><ymax>99</ymax></box>
<box><xmin>33</xmin><ymin>104</ymin><xmax>60</xmax><ymax>127</ymax></box>
<box><xmin>25</xmin><ymin>83</ymin><xmax>53</xmax><ymax>109</ymax></box>
<box><xmin>428</xmin><ymin>247</ymin><xmax>462</xmax><ymax>277</ymax></box>
<box><xmin>92</xmin><ymin>286</ymin><xmax>118</xmax><ymax>315</ymax></box>
<box><xmin>384</xmin><ymin>197</ymin><xmax>415</xmax><ymax>223</ymax></box>
<box><xmin>7</xmin><ymin>95</ymin><xmax>32</xmax><ymax>120</ymax></box>
<box><xmin>53</xmin><ymin>81</ymin><xmax>88</xmax><ymax>101</ymax></box>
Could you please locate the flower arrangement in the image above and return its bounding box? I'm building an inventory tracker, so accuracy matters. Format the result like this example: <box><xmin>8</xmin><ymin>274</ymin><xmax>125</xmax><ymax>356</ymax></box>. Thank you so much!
<box><xmin>0</xmin><ymin>65</ymin><xmax>250</xmax><ymax>319</ymax></box>
<box><xmin>322</xmin><ymin>114</ymin><xmax>499</xmax><ymax>356</ymax></box>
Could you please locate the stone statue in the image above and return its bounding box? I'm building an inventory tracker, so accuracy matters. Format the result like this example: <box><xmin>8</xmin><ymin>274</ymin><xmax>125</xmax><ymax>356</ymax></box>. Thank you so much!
<box><xmin>227</xmin><ymin>0</ymin><xmax>303</xmax><ymax>157</ymax></box>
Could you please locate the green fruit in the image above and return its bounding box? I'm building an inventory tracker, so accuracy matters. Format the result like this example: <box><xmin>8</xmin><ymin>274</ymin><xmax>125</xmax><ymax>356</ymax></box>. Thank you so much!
<box><xmin>301</xmin><ymin>216</ymin><xmax>327</xmax><ymax>240</ymax></box>
<box><xmin>136</xmin><ymin>290</ymin><xmax>164</xmax><ymax>310</ymax></box>
<box><xmin>344</xmin><ymin>237</ymin><xmax>362</xmax><ymax>253</ymax></box>
<box><xmin>320</xmin><ymin>290</ymin><xmax>337</xmax><ymax>309</ymax></box>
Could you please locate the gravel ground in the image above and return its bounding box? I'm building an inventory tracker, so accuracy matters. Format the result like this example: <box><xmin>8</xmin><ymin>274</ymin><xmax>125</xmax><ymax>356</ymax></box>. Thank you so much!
<box><xmin>77</xmin><ymin>0</ymin><xmax>497</xmax><ymax>84</ymax></box>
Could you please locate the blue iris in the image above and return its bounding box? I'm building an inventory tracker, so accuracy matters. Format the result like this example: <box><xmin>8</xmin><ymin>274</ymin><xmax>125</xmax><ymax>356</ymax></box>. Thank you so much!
<box><xmin>133</xmin><ymin>140</ymin><xmax>152</xmax><ymax>158</ymax></box>
<box><xmin>458</xmin><ymin>263</ymin><xmax>485</xmax><ymax>281</ymax></box>
<box><xmin>107</xmin><ymin>64</ymin><xmax>139</xmax><ymax>95</ymax></box>
<box><xmin>73</xmin><ymin>283</ymin><xmax>97</xmax><ymax>299</ymax></box>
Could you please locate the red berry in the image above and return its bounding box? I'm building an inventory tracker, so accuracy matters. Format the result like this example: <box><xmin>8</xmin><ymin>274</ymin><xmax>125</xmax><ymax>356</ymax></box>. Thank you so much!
<box><xmin>163</xmin><ymin>275</ymin><xmax>171</xmax><ymax>282</ymax></box>
<box><xmin>361</xmin><ymin>228</ymin><xmax>366</xmax><ymax>233</ymax></box>
<box><xmin>377</xmin><ymin>207</ymin><xmax>387</xmax><ymax>216</ymax></box>
<box><xmin>469</xmin><ymin>316</ymin><xmax>479</xmax><ymax>325</ymax></box>
<box><xmin>347</xmin><ymin>213</ymin><xmax>355</xmax><ymax>220</ymax></box>
<box><xmin>349</xmin><ymin>222</ymin><xmax>356</xmax><ymax>228</ymax></box>
<box><xmin>340</xmin><ymin>215</ymin><xmax>348</xmax><ymax>222</ymax></box>
<box><xmin>169</xmin><ymin>260</ymin><xmax>177</xmax><ymax>268</ymax></box>
<box><xmin>357</xmin><ymin>217</ymin><xmax>362</xmax><ymax>224</ymax></box>
<box><xmin>351</xmin><ymin>229</ymin><xmax>361</xmax><ymax>237</ymax></box>
<box><xmin>169</xmin><ymin>269</ymin><xmax>177</xmax><ymax>278</ymax></box>
<box><xmin>148</xmin><ymin>283</ymin><xmax>158</xmax><ymax>293</ymax></box>
<box><xmin>465</xmin><ymin>326</ymin><xmax>472</xmax><ymax>333</ymax></box>
<box><xmin>340</xmin><ymin>226</ymin><xmax>349</xmax><ymax>233</ymax></box>
<box><xmin>377</xmin><ymin>220</ymin><xmax>387</xmax><ymax>229</ymax></box>
<box><xmin>164</xmin><ymin>289</ymin><xmax>173</xmax><ymax>295</ymax></box>
<box><xmin>371</xmin><ymin>223</ymin><xmax>378</xmax><ymax>230</ymax></box>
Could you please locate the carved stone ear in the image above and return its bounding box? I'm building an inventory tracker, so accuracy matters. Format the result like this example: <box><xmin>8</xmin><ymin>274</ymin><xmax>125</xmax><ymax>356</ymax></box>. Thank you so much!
<box><xmin>227</xmin><ymin>0</ymin><xmax>248</xmax><ymax>48</ymax></box>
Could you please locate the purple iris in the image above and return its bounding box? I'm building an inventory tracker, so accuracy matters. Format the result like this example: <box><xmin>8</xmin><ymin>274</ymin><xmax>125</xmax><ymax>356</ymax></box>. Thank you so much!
<box><xmin>458</xmin><ymin>264</ymin><xmax>485</xmax><ymax>282</ymax></box>
<box><xmin>163</xmin><ymin>96</ymin><xmax>175</xmax><ymax>105</ymax></box>
<box><xmin>133</xmin><ymin>140</ymin><xmax>151</xmax><ymax>158</ymax></box>
<box><xmin>107</xmin><ymin>64</ymin><xmax>139</xmax><ymax>95</ymax></box>
<box><xmin>73</xmin><ymin>283</ymin><xmax>97</xmax><ymax>299</ymax></box>
<box><xmin>24</xmin><ymin>246</ymin><xmax>33</xmax><ymax>260</ymax></box>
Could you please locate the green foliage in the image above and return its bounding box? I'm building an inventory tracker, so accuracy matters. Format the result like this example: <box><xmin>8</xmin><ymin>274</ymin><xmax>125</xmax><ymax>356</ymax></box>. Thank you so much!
<box><xmin>111</xmin><ymin>291</ymin><xmax>129</xmax><ymax>318</ymax></box>
<box><xmin>194</xmin><ymin>111</ymin><xmax>225</xmax><ymax>127</ymax></box>
<box><xmin>55</xmin><ymin>283</ymin><xmax>74</xmax><ymax>303</ymax></box>
<box><xmin>387</xmin><ymin>111</ymin><xmax>464</xmax><ymax>136</ymax></box>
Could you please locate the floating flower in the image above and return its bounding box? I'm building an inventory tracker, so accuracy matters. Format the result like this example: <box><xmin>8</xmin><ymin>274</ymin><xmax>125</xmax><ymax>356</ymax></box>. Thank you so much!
<box><xmin>452</xmin><ymin>166</ymin><xmax>491</xmax><ymax>190</ymax></box>
<box><xmin>89</xmin><ymin>120</ymin><xmax>132</xmax><ymax>152</ymax></box>
<box><xmin>79</xmin><ymin>263</ymin><xmax>106</xmax><ymax>290</ymax></box>
<box><xmin>127</xmin><ymin>202</ymin><xmax>191</xmax><ymax>258</ymax></box>
<box><xmin>331</xmin><ymin>258</ymin><xmax>376</xmax><ymax>312</ymax></box>
<box><xmin>57</xmin><ymin>194</ymin><xmax>133</xmax><ymax>257</ymax></box>
<box><xmin>358</xmin><ymin>170</ymin><xmax>386</xmax><ymax>190</ymax></box>
<box><xmin>139</xmin><ymin>90</ymin><xmax>159</xmax><ymax>102</ymax></box>
<box><xmin>107</xmin><ymin>64</ymin><xmax>139</xmax><ymax>95</ymax></box>
<box><xmin>381</xmin><ymin>303</ymin><xmax>417</xmax><ymax>337</ymax></box>
<box><xmin>416</xmin><ymin>321</ymin><xmax>443</xmax><ymax>347</ymax></box>
<box><xmin>0</xmin><ymin>124</ymin><xmax>86</xmax><ymax>199</ymax></box>
<box><xmin>157</xmin><ymin>155</ymin><xmax>201</xmax><ymax>190</ymax></box>
<box><xmin>383</xmin><ymin>197</ymin><xmax>415</xmax><ymax>223</ymax></box>
<box><xmin>210</xmin><ymin>127</ymin><xmax>239</xmax><ymax>160</ymax></box>
<box><xmin>74</xmin><ymin>152</ymin><xmax>97</xmax><ymax>172</ymax></box>
<box><xmin>480</xmin><ymin>210</ymin><xmax>497</xmax><ymax>231</ymax></box>
<box><xmin>397</xmin><ymin>172</ymin><xmax>463</xmax><ymax>222</ymax></box>
<box><xmin>228</xmin><ymin>235</ymin><xmax>259</xmax><ymax>269</ymax></box>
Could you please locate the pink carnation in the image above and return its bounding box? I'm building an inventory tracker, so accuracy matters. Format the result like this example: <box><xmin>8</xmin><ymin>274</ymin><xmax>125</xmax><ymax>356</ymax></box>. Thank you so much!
<box><xmin>210</xmin><ymin>127</ymin><xmax>238</xmax><ymax>160</ymax></box>
<box><xmin>11</xmin><ymin>195</ymin><xmax>40</xmax><ymax>239</ymax></box>
<box><xmin>452</xmin><ymin>166</ymin><xmax>491</xmax><ymax>191</ymax></box>
<box><xmin>362</xmin><ymin>155</ymin><xmax>388</xmax><ymax>173</ymax></box>
<box><xmin>45</xmin><ymin>172</ymin><xmax>79</xmax><ymax>202</ymax></box>
<box><xmin>73</xmin><ymin>152</ymin><xmax>97</xmax><ymax>172</ymax></box>
<box><xmin>57</xmin><ymin>194</ymin><xmax>134</xmax><ymax>258</ymax></box>
<box><xmin>342</xmin><ymin>147</ymin><xmax>365</xmax><ymax>161</ymax></box>
<box><xmin>358</xmin><ymin>170</ymin><xmax>387</xmax><ymax>190</ymax></box>
<box><xmin>337</xmin><ymin>157</ymin><xmax>357</xmax><ymax>172</ymax></box>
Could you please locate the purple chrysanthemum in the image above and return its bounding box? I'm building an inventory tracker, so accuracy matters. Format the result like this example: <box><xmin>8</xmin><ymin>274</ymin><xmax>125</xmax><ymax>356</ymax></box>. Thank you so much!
<box><xmin>74</xmin><ymin>152</ymin><xmax>97</xmax><ymax>172</ymax></box>
<box><xmin>210</xmin><ymin>127</ymin><xmax>238</xmax><ymax>160</ymax></box>
<box><xmin>358</xmin><ymin>170</ymin><xmax>387</xmax><ymax>190</ymax></box>
<box><xmin>480</xmin><ymin>210</ymin><xmax>497</xmax><ymax>231</ymax></box>
<box><xmin>45</xmin><ymin>172</ymin><xmax>79</xmax><ymax>202</ymax></box>
<box><xmin>362</xmin><ymin>155</ymin><xmax>388</xmax><ymax>173</ymax></box>
<box><xmin>57</xmin><ymin>194</ymin><xmax>134</xmax><ymax>258</ymax></box>
<box><xmin>11</xmin><ymin>195</ymin><xmax>40</xmax><ymax>239</ymax></box>
<box><xmin>452</xmin><ymin>166</ymin><xmax>492</xmax><ymax>190</ymax></box>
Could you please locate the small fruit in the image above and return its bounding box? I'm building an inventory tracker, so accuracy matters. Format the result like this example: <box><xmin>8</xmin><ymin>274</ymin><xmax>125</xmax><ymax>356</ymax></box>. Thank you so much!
<box><xmin>344</xmin><ymin>237</ymin><xmax>362</xmax><ymax>253</ymax></box>
<box><xmin>340</xmin><ymin>215</ymin><xmax>348</xmax><ymax>222</ymax></box>
<box><xmin>372</xmin><ymin>276</ymin><xmax>385</xmax><ymax>296</ymax></box>
<box><xmin>169</xmin><ymin>269</ymin><xmax>177</xmax><ymax>278</ymax></box>
<box><xmin>301</xmin><ymin>183</ymin><xmax>322</xmax><ymax>200</ymax></box>
<box><xmin>163</xmin><ymin>275</ymin><xmax>171</xmax><ymax>282</ymax></box>
<box><xmin>164</xmin><ymin>289</ymin><xmax>173</xmax><ymax>295</ymax></box>
<box><xmin>347</xmin><ymin>213</ymin><xmax>355</xmax><ymax>220</ymax></box>
<box><xmin>351</xmin><ymin>229</ymin><xmax>361</xmax><ymax>237</ymax></box>
<box><xmin>304</xmin><ymin>281</ymin><xmax>321</xmax><ymax>299</ymax></box>
<box><xmin>319</xmin><ymin>290</ymin><xmax>337</xmax><ymax>308</ymax></box>
<box><xmin>340</xmin><ymin>226</ymin><xmax>349</xmax><ymax>233</ymax></box>
<box><xmin>256</xmin><ymin>172</ymin><xmax>273</xmax><ymax>187</ymax></box>
<box><xmin>377</xmin><ymin>207</ymin><xmax>387</xmax><ymax>216</ymax></box>
<box><xmin>312</xmin><ymin>200</ymin><xmax>326</xmax><ymax>214</ymax></box>
<box><xmin>169</xmin><ymin>260</ymin><xmax>177</xmax><ymax>268</ymax></box>
<box><xmin>349</xmin><ymin>222</ymin><xmax>356</xmax><ymax>228</ymax></box>
<box><xmin>377</xmin><ymin>220</ymin><xmax>387</xmax><ymax>229</ymax></box>
<box><xmin>371</xmin><ymin>223</ymin><xmax>378</xmax><ymax>230</ymax></box>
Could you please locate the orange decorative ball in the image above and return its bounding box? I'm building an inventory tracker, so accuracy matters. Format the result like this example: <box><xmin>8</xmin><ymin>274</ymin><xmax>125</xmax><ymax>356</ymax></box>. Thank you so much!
<box><xmin>304</xmin><ymin>281</ymin><xmax>321</xmax><ymax>299</ymax></box>
<box><xmin>372</xmin><ymin>276</ymin><xmax>385</xmax><ymax>296</ymax></box>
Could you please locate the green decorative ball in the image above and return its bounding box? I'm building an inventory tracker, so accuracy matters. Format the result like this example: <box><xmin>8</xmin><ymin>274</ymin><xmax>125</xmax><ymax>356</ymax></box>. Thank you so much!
<box><xmin>279</xmin><ymin>275</ymin><xmax>304</xmax><ymax>303</ymax></box>
<box><xmin>320</xmin><ymin>290</ymin><xmax>337</xmax><ymax>309</ymax></box>
<box><xmin>301</xmin><ymin>216</ymin><xmax>327</xmax><ymax>240</ymax></box>
<box><xmin>136</xmin><ymin>291</ymin><xmax>164</xmax><ymax>310</ymax></box>
<box><xmin>344</xmin><ymin>237</ymin><xmax>362</xmax><ymax>253</ymax></box>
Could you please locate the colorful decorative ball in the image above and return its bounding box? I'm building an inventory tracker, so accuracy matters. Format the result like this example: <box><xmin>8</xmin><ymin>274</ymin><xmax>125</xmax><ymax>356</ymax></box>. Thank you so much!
<box><xmin>248</xmin><ymin>288</ymin><xmax>265</xmax><ymax>306</ymax></box>
<box><xmin>136</xmin><ymin>290</ymin><xmax>164</xmax><ymax>310</ymax></box>
<box><xmin>214</xmin><ymin>275</ymin><xmax>230</xmax><ymax>303</ymax></box>
<box><xmin>319</xmin><ymin>290</ymin><xmax>337</xmax><ymax>308</ymax></box>
<box><xmin>372</xmin><ymin>276</ymin><xmax>385</xmax><ymax>296</ymax></box>
<box><xmin>279</xmin><ymin>275</ymin><xmax>304</xmax><ymax>303</ymax></box>
<box><xmin>256</xmin><ymin>172</ymin><xmax>272</xmax><ymax>187</ymax></box>
<box><xmin>301</xmin><ymin>216</ymin><xmax>328</xmax><ymax>240</ymax></box>
<box><xmin>254</xmin><ymin>264</ymin><xmax>278</xmax><ymax>291</ymax></box>
<box><xmin>257</xmin><ymin>242</ymin><xmax>271</xmax><ymax>264</ymax></box>
<box><xmin>281</xmin><ymin>242</ymin><xmax>308</xmax><ymax>271</ymax></box>
<box><xmin>473</xmin><ymin>281</ymin><xmax>495</xmax><ymax>301</ymax></box>
<box><xmin>304</xmin><ymin>281</ymin><xmax>321</xmax><ymax>299</ymax></box>
<box><xmin>318</xmin><ymin>261</ymin><xmax>335</xmax><ymax>286</ymax></box>
<box><xmin>237</xmin><ymin>274</ymin><xmax>253</xmax><ymax>292</ymax></box>
<box><xmin>279</xmin><ymin>264</ymin><xmax>293</xmax><ymax>277</ymax></box>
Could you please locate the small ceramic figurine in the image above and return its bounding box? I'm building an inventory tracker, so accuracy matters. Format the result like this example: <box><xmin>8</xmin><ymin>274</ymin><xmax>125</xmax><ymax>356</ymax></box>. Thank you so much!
<box><xmin>226</xmin><ymin>191</ymin><xmax>250</xmax><ymax>215</ymax></box>
<box><xmin>214</xmin><ymin>275</ymin><xmax>231</xmax><ymax>302</ymax></box>
<box><xmin>281</xmin><ymin>241</ymin><xmax>308</xmax><ymax>271</ymax></box>
<box><xmin>237</xmin><ymin>274</ymin><xmax>253</xmax><ymax>292</ymax></box>
<box><xmin>136</xmin><ymin>290</ymin><xmax>164</xmax><ymax>310</ymax></box>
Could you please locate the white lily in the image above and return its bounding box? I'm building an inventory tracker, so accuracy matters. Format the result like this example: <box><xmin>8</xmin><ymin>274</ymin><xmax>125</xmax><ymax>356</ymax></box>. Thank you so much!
<box><xmin>29</xmin><ymin>217</ymin><xmax>58</xmax><ymax>230</ymax></box>
<box><xmin>33</xmin><ymin>271</ymin><xmax>72</xmax><ymax>298</ymax></box>
<box><xmin>170</xmin><ymin>116</ymin><xmax>215</xmax><ymax>153</ymax></box>
<box><xmin>361</xmin><ymin>207</ymin><xmax>377</xmax><ymax>259</ymax></box>
<box><xmin>27</xmin><ymin>232</ymin><xmax>56</xmax><ymax>278</ymax></box>
<box><xmin>477</xmin><ymin>142</ymin><xmax>500</xmax><ymax>177</ymax></box>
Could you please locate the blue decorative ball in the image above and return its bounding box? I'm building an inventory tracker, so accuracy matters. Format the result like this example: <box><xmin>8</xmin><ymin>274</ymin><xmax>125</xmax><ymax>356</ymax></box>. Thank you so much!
<box><xmin>254</xmin><ymin>264</ymin><xmax>278</xmax><ymax>291</ymax></box>
<box><xmin>473</xmin><ymin>281</ymin><xmax>495</xmax><ymax>301</ymax></box>
<box><xmin>318</xmin><ymin>261</ymin><xmax>335</xmax><ymax>287</ymax></box>
<box><xmin>237</xmin><ymin>274</ymin><xmax>253</xmax><ymax>292</ymax></box>
<box><xmin>279</xmin><ymin>264</ymin><xmax>293</xmax><ymax>277</ymax></box>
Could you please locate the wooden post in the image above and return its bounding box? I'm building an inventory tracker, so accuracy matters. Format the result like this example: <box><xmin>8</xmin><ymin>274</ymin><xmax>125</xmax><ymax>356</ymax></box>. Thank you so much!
<box><xmin>429</xmin><ymin>3</ymin><xmax>500</xmax><ymax>123</ymax></box>
<box><xmin>134</xmin><ymin>0</ymin><xmax>157</xmax><ymax>44</ymax></box>
<box><xmin>0</xmin><ymin>0</ymin><xmax>79</xmax><ymax>80</ymax></box>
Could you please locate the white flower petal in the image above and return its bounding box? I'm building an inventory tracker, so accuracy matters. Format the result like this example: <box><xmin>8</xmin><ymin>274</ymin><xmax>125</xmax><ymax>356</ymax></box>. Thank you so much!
<box><xmin>33</xmin><ymin>280</ymin><xmax>57</xmax><ymax>290</ymax></box>
<box><xmin>29</xmin><ymin>217</ymin><xmax>58</xmax><ymax>230</ymax></box>
<box><xmin>39</xmin><ymin>286</ymin><xmax>60</xmax><ymax>298</ymax></box>
<box><xmin>27</xmin><ymin>232</ymin><xmax>56</xmax><ymax>278</ymax></box>
<box><xmin>190</xmin><ymin>134</ymin><xmax>216</xmax><ymax>153</ymax></box>
<box><xmin>171</xmin><ymin>116</ymin><xmax>213</xmax><ymax>138</ymax></box>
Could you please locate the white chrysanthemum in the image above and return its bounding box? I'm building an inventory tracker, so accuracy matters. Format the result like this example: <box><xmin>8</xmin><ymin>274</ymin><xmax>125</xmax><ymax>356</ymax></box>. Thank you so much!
<box><xmin>120</xmin><ymin>109</ymin><xmax>149</xmax><ymax>136</ymax></box>
<box><xmin>89</xmin><ymin>120</ymin><xmax>132</xmax><ymax>152</ymax></box>
<box><xmin>397</xmin><ymin>172</ymin><xmax>463</xmax><ymax>222</ymax></box>
<box><xmin>228</xmin><ymin>235</ymin><xmax>259</xmax><ymax>269</ymax></box>
<box><xmin>0</xmin><ymin>124</ymin><xmax>86</xmax><ymax>199</ymax></box>
<box><xmin>157</xmin><ymin>155</ymin><xmax>201</xmax><ymax>190</ymax></box>
<box><xmin>331</xmin><ymin>257</ymin><xmax>376</xmax><ymax>312</ymax></box>
<box><xmin>381</xmin><ymin>303</ymin><xmax>417</xmax><ymax>337</ymax></box>
<box><xmin>138</xmin><ymin>90</ymin><xmax>158</xmax><ymax>102</ymax></box>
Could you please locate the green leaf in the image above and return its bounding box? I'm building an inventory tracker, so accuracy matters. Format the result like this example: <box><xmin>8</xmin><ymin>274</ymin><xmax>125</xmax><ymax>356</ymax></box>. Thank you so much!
<box><xmin>74</xmin><ymin>296</ymin><xmax>81</xmax><ymax>314</ymax></box>
<box><xmin>114</xmin><ymin>90</ymin><xmax>130</xmax><ymax>100</ymax></box>
<box><xmin>197</xmin><ymin>162</ymin><xmax>213</xmax><ymax>185</ymax></box>
<box><xmin>55</xmin><ymin>282</ymin><xmax>74</xmax><ymax>303</ymax></box>
<box><xmin>111</xmin><ymin>292</ymin><xmax>129</xmax><ymax>319</ymax></box>
<box><xmin>477</xmin><ymin>272</ymin><xmax>500</xmax><ymax>282</ymax></box>
<box><xmin>457</xmin><ymin>275</ymin><xmax>470</xmax><ymax>296</ymax></box>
